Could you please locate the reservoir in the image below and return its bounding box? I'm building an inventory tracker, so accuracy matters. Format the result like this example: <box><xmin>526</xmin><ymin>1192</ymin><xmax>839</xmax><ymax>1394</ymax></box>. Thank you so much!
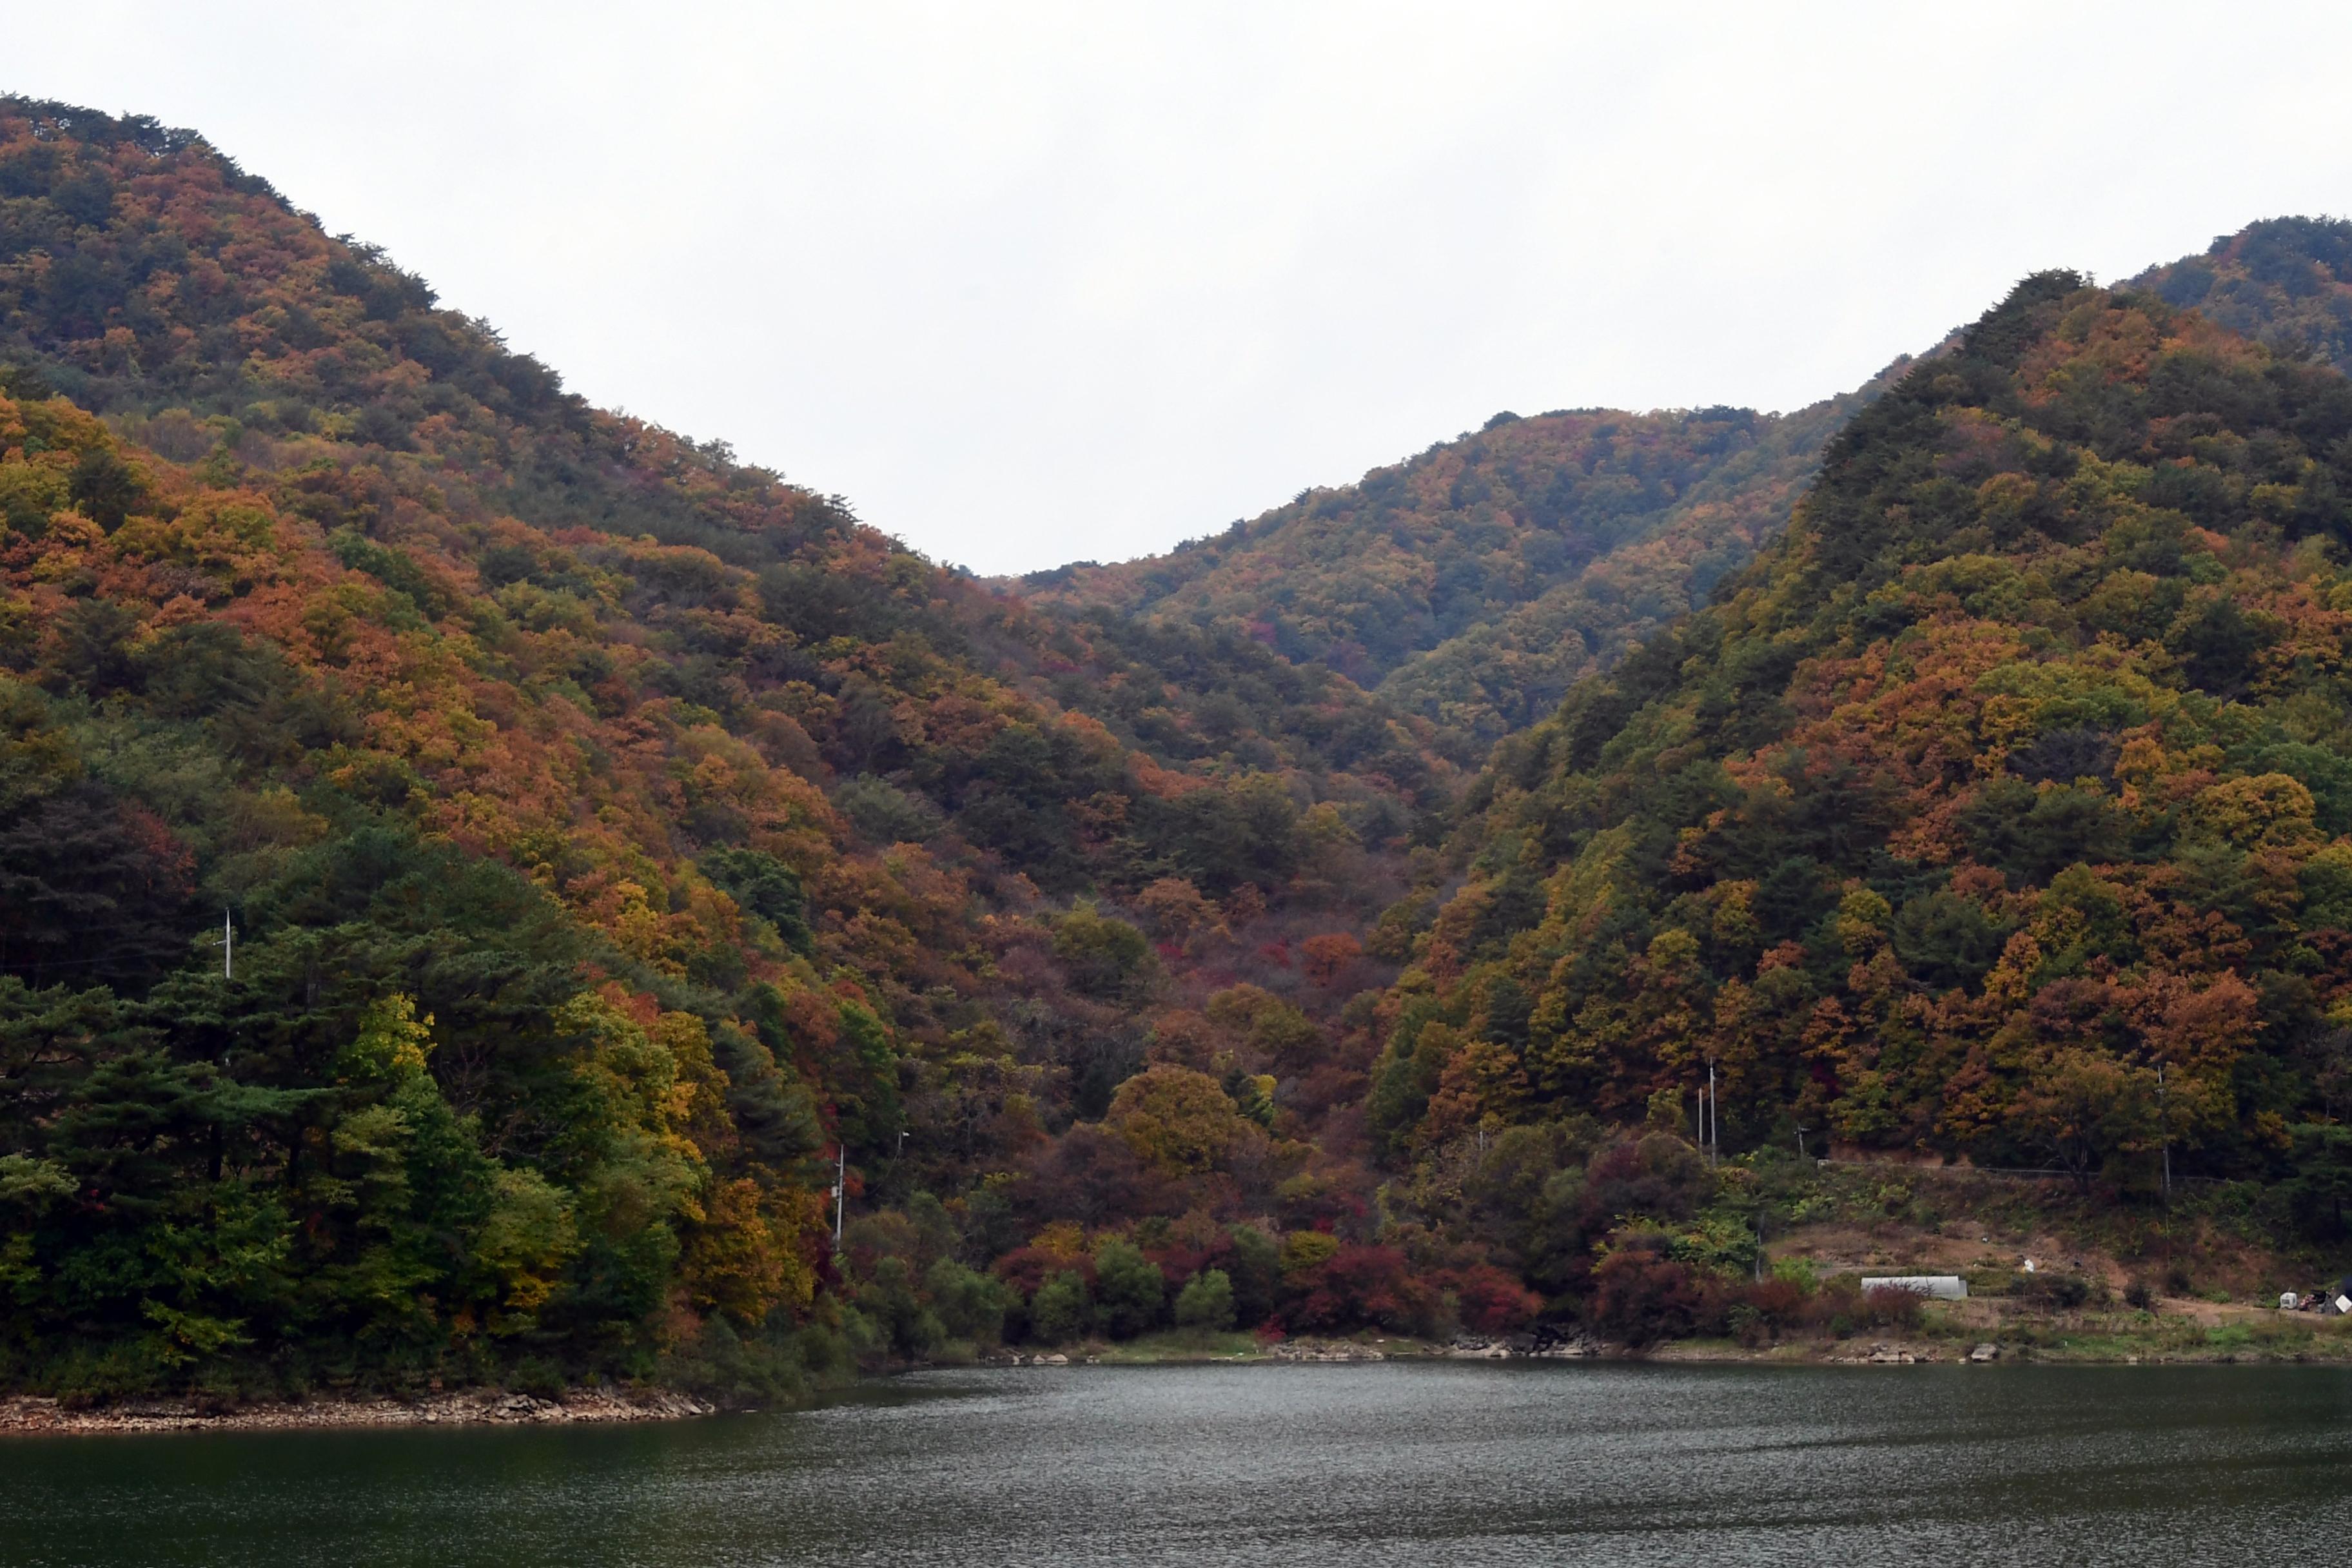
<box><xmin>6</xmin><ymin>1361</ymin><xmax>2351</xmax><ymax>1565</ymax></box>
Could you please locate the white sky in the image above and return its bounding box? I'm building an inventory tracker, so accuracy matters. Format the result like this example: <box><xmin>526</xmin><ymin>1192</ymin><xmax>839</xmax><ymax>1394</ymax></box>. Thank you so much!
<box><xmin>21</xmin><ymin>3</ymin><xmax>2352</xmax><ymax>573</ymax></box>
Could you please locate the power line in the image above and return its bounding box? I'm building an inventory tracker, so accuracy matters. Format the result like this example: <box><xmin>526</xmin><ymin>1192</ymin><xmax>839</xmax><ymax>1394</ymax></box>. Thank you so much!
<box><xmin>0</xmin><ymin>911</ymin><xmax>240</xmax><ymax>979</ymax></box>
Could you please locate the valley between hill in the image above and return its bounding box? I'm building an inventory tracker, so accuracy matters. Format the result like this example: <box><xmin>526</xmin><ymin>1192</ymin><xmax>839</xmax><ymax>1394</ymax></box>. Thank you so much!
<box><xmin>8</xmin><ymin>93</ymin><xmax>2352</xmax><ymax>1406</ymax></box>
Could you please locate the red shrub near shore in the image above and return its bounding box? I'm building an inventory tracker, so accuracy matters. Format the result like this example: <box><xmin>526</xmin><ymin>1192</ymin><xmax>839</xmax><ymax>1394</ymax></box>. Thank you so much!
<box><xmin>1587</xmin><ymin>1246</ymin><xmax>1726</xmax><ymax>1347</ymax></box>
<box><xmin>1444</xmin><ymin>1264</ymin><xmax>1545</xmax><ymax>1335</ymax></box>
<box><xmin>1284</xmin><ymin>1244</ymin><xmax>1438</xmax><ymax>1335</ymax></box>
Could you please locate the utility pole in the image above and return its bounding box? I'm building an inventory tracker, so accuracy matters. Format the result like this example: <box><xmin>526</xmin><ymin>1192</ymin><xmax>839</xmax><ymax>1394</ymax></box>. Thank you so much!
<box><xmin>208</xmin><ymin>910</ymin><xmax>235</xmax><ymax>1182</ymax></box>
<box><xmin>832</xmin><ymin>1144</ymin><xmax>846</xmax><ymax>1248</ymax></box>
<box><xmin>1707</xmin><ymin>1059</ymin><xmax>1718</xmax><ymax>1166</ymax></box>
<box><xmin>2158</xmin><ymin>1062</ymin><xmax>2171</xmax><ymax>1206</ymax></box>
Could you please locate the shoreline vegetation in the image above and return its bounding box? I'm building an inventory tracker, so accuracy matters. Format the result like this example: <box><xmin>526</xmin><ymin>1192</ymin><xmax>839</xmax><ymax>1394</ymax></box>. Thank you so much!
<box><xmin>17</xmin><ymin>1298</ymin><xmax>2352</xmax><ymax>1438</ymax></box>
<box><xmin>11</xmin><ymin>1142</ymin><xmax>2351</xmax><ymax>1435</ymax></box>
<box><xmin>27</xmin><ymin>1279</ymin><xmax>2352</xmax><ymax>1438</ymax></box>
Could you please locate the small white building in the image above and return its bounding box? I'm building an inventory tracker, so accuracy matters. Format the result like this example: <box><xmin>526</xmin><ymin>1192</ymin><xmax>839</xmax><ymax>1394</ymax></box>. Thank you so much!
<box><xmin>1861</xmin><ymin>1275</ymin><xmax>1968</xmax><ymax>1301</ymax></box>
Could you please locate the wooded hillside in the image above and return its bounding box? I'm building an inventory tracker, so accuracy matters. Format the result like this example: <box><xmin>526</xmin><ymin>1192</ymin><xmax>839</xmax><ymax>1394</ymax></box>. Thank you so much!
<box><xmin>1376</xmin><ymin>272</ymin><xmax>2352</xmax><ymax>1197</ymax></box>
<box><xmin>11</xmin><ymin>92</ymin><xmax>2352</xmax><ymax>1389</ymax></box>
<box><xmin>0</xmin><ymin>97</ymin><xmax>1441</xmax><ymax>1396</ymax></box>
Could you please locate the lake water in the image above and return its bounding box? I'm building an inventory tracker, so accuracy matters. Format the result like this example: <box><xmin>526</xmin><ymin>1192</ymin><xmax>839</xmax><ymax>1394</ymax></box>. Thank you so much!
<box><xmin>6</xmin><ymin>1361</ymin><xmax>2351</xmax><ymax>1565</ymax></box>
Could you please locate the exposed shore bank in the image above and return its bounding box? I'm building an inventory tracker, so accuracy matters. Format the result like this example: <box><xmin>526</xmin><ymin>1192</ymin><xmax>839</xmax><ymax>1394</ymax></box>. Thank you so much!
<box><xmin>0</xmin><ymin>1386</ymin><xmax>716</xmax><ymax>1437</ymax></box>
<box><xmin>985</xmin><ymin>1309</ymin><xmax>2352</xmax><ymax>1371</ymax></box>
<box><xmin>16</xmin><ymin>1302</ymin><xmax>2352</xmax><ymax>1436</ymax></box>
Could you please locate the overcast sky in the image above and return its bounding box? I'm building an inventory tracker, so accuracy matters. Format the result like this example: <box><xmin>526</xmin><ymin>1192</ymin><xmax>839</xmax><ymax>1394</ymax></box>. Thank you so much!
<box><xmin>18</xmin><ymin>3</ymin><xmax>2352</xmax><ymax>573</ymax></box>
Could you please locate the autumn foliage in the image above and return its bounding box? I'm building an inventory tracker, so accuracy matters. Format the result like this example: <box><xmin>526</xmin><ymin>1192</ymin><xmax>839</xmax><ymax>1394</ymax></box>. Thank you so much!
<box><xmin>0</xmin><ymin>97</ymin><xmax>1430</xmax><ymax>1394</ymax></box>
<box><xmin>1374</xmin><ymin>270</ymin><xmax>2352</xmax><ymax>1202</ymax></box>
<box><xmin>18</xmin><ymin>92</ymin><xmax>2352</xmax><ymax>1391</ymax></box>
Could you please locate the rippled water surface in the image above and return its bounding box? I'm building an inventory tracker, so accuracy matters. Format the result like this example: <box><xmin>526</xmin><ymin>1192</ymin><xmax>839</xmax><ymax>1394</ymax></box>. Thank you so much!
<box><xmin>7</xmin><ymin>1361</ymin><xmax>2352</xmax><ymax>1565</ymax></box>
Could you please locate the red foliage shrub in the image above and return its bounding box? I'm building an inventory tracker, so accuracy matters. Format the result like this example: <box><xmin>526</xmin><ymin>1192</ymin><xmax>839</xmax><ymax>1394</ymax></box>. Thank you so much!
<box><xmin>1724</xmin><ymin>1276</ymin><xmax>1810</xmax><ymax>1346</ymax></box>
<box><xmin>1145</xmin><ymin>1241</ymin><xmax>1227</xmax><ymax>1288</ymax></box>
<box><xmin>1444</xmin><ymin>1264</ymin><xmax>1545</xmax><ymax>1335</ymax></box>
<box><xmin>990</xmin><ymin>1246</ymin><xmax>1092</xmax><ymax>1297</ymax></box>
<box><xmin>1735</xmin><ymin>1277</ymin><xmax>1808</xmax><ymax>1326</ymax></box>
<box><xmin>1859</xmin><ymin>1285</ymin><xmax>1925</xmax><ymax>1332</ymax></box>
<box><xmin>1799</xmin><ymin>1278</ymin><xmax>1924</xmax><ymax>1336</ymax></box>
<box><xmin>1587</xmin><ymin>1245</ymin><xmax>1725</xmax><ymax>1347</ymax></box>
<box><xmin>1283</xmin><ymin>1244</ymin><xmax>1438</xmax><ymax>1335</ymax></box>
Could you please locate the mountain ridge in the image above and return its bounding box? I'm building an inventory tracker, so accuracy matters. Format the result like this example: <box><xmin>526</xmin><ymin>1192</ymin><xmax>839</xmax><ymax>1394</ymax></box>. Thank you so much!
<box><xmin>11</xmin><ymin>90</ymin><xmax>2352</xmax><ymax>1390</ymax></box>
<box><xmin>1010</xmin><ymin>363</ymin><xmax>1926</xmax><ymax>756</ymax></box>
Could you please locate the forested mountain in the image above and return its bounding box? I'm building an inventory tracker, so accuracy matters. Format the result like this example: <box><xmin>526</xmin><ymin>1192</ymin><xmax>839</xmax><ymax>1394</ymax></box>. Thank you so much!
<box><xmin>0</xmin><ymin>97</ymin><xmax>1447</xmax><ymax>1396</ymax></box>
<box><xmin>1371</xmin><ymin>273</ymin><xmax>2352</xmax><ymax>1207</ymax></box>
<box><xmin>1012</xmin><ymin>215</ymin><xmax>2352</xmax><ymax>767</ymax></box>
<box><xmin>1015</xmin><ymin>380</ymin><xmax>1905</xmax><ymax>756</ymax></box>
<box><xmin>15</xmin><ymin>86</ymin><xmax>2352</xmax><ymax>1395</ymax></box>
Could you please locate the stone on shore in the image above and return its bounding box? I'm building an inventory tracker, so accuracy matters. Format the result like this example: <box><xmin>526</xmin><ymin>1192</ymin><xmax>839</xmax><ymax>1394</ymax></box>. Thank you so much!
<box><xmin>0</xmin><ymin>1386</ymin><xmax>713</xmax><ymax>1436</ymax></box>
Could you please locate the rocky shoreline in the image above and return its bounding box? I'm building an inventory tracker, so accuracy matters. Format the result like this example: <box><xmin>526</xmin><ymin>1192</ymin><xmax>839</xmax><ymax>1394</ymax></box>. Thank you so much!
<box><xmin>0</xmin><ymin>1386</ymin><xmax>716</xmax><ymax>1437</ymax></box>
<box><xmin>994</xmin><ymin>1331</ymin><xmax>1612</xmax><ymax>1367</ymax></box>
<box><xmin>8</xmin><ymin>1321</ymin><xmax>2330</xmax><ymax>1436</ymax></box>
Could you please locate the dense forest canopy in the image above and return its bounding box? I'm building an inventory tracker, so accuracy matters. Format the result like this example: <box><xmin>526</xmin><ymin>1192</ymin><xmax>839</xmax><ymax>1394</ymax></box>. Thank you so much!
<box><xmin>1377</xmin><ymin>269</ymin><xmax>2352</xmax><ymax>1193</ymax></box>
<box><xmin>9</xmin><ymin>91</ymin><xmax>2352</xmax><ymax>1393</ymax></box>
<box><xmin>2135</xmin><ymin>217</ymin><xmax>2352</xmax><ymax>380</ymax></box>
<box><xmin>0</xmin><ymin>97</ymin><xmax>1451</xmax><ymax>1395</ymax></box>
<box><xmin>1013</xmin><ymin>377</ymin><xmax>1908</xmax><ymax>757</ymax></box>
